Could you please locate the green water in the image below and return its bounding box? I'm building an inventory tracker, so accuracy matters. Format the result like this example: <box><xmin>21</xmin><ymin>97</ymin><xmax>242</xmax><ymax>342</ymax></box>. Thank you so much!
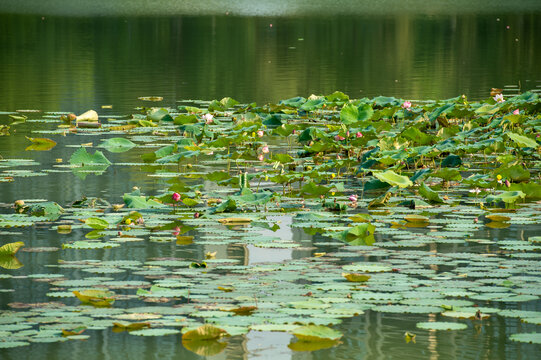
<box><xmin>1</xmin><ymin>4</ymin><xmax>541</xmax><ymax>360</ymax></box>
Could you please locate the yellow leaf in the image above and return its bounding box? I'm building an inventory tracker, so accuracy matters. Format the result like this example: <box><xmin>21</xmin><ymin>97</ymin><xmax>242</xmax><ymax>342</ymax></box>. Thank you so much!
<box><xmin>342</xmin><ymin>272</ymin><xmax>371</xmax><ymax>282</ymax></box>
<box><xmin>218</xmin><ymin>217</ymin><xmax>252</xmax><ymax>225</ymax></box>
<box><xmin>0</xmin><ymin>241</ymin><xmax>25</xmax><ymax>256</ymax></box>
<box><xmin>112</xmin><ymin>322</ymin><xmax>151</xmax><ymax>332</ymax></box>
<box><xmin>182</xmin><ymin>324</ymin><xmax>229</xmax><ymax>341</ymax></box>
<box><xmin>176</xmin><ymin>236</ymin><xmax>194</xmax><ymax>245</ymax></box>
<box><xmin>73</xmin><ymin>290</ymin><xmax>115</xmax><ymax>307</ymax></box>
<box><xmin>217</xmin><ymin>286</ymin><xmax>234</xmax><ymax>292</ymax></box>
<box><xmin>228</xmin><ymin>306</ymin><xmax>257</xmax><ymax>316</ymax></box>
<box><xmin>486</xmin><ymin>214</ymin><xmax>510</xmax><ymax>222</ymax></box>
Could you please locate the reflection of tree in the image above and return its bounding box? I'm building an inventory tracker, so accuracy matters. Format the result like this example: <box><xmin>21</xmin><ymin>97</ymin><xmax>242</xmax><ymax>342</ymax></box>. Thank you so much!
<box><xmin>1</xmin><ymin>13</ymin><xmax>540</xmax><ymax>114</ymax></box>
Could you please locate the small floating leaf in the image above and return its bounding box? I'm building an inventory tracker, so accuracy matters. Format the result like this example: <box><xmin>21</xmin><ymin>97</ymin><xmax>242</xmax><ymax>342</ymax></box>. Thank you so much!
<box><xmin>509</xmin><ymin>333</ymin><xmax>541</xmax><ymax>344</ymax></box>
<box><xmin>25</xmin><ymin>137</ymin><xmax>56</xmax><ymax>151</ymax></box>
<box><xmin>99</xmin><ymin>137</ymin><xmax>136</xmax><ymax>153</ymax></box>
<box><xmin>84</xmin><ymin>217</ymin><xmax>109</xmax><ymax>230</ymax></box>
<box><xmin>374</xmin><ymin>170</ymin><xmax>413</xmax><ymax>188</ymax></box>
<box><xmin>291</xmin><ymin>325</ymin><xmax>342</xmax><ymax>342</ymax></box>
<box><xmin>342</xmin><ymin>273</ymin><xmax>371</xmax><ymax>282</ymax></box>
<box><xmin>416</xmin><ymin>322</ymin><xmax>467</xmax><ymax>330</ymax></box>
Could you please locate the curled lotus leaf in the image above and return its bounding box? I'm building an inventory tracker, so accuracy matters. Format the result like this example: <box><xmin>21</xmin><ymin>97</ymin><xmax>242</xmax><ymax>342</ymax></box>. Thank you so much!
<box><xmin>73</xmin><ymin>290</ymin><xmax>115</xmax><ymax>307</ymax></box>
<box><xmin>416</xmin><ymin>321</ymin><xmax>467</xmax><ymax>330</ymax></box>
<box><xmin>374</xmin><ymin>170</ymin><xmax>413</xmax><ymax>188</ymax></box>
<box><xmin>25</xmin><ymin>137</ymin><xmax>56</xmax><ymax>151</ymax></box>
<box><xmin>182</xmin><ymin>324</ymin><xmax>229</xmax><ymax>341</ymax></box>
<box><xmin>509</xmin><ymin>333</ymin><xmax>541</xmax><ymax>344</ymax></box>
<box><xmin>0</xmin><ymin>241</ymin><xmax>24</xmax><ymax>256</ymax></box>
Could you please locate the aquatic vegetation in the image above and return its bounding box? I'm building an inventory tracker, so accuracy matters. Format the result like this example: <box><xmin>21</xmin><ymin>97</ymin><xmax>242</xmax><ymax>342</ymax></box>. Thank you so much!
<box><xmin>0</xmin><ymin>92</ymin><xmax>540</xmax><ymax>354</ymax></box>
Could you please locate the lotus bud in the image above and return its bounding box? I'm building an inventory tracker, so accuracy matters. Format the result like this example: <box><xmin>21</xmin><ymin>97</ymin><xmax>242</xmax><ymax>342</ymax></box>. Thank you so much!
<box><xmin>505</xmin><ymin>179</ymin><xmax>510</xmax><ymax>188</ymax></box>
<box><xmin>172</xmin><ymin>192</ymin><xmax>181</xmax><ymax>202</ymax></box>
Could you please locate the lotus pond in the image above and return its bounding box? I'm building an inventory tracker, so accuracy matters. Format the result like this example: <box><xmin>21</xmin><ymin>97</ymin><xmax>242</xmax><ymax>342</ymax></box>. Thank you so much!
<box><xmin>0</xmin><ymin>92</ymin><xmax>540</xmax><ymax>359</ymax></box>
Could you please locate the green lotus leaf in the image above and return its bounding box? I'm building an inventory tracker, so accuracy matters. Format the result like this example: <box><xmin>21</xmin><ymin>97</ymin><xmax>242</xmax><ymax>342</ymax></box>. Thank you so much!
<box><xmin>485</xmin><ymin>191</ymin><xmax>526</xmax><ymax>205</ymax></box>
<box><xmin>340</xmin><ymin>103</ymin><xmax>373</xmax><ymax>125</ymax></box>
<box><xmin>130</xmin><ymin>328</ymin><xmax>180</xmax><ymax>336</ymax></box>
<box><xmin>69</xmin><ymin>147</ymin><xmax>111</xmax><ymax>166</ymax></box>
<box><xmin>0</xmin><ymin>241</ymin><xmax>24</xmax><ymax>256</ymax></box>
<box><xmin>418</xmin><ymin>182</ymin><xmax>444</xmax><ymax>203</ymax></box>
<box><xmin>374</xmin><ymin>170</ymin><xmax>412</xmax><ymax>188</ymax></box>
<box><xmin>0</xmin><ymin>341</ymin><xmax>30</xmax><ymax>348</ymax></box>
<box><xmin>147</xmin><ymin>108</ymin><xmax>173</xmax><ymax>122</ymax></box>
<box><xmin>182</xmin><ymin>324</ymin><xmax>229</xmax><ymax>341</ymax></box>
<box><xmin>509</xmin><ymin>333</ymin><xmax>541</xmax><ymax>344</ymax></box>
<box><xmin>99</xmin><ymin>137</ymin><xmax>136</xmax><ymax>153</ymax></box>
<box><xmin>84</xmin><ymin>217</ymin><xmax>109</xmax><ymax>230</ymax></box>
<box><xmin>416</xmin><ymin>321</ymin><xmax>467</xmax><ymax>330</ymax></box>
<box><xmin>431</xmin><ymin>168</ymin><xmax>461</xmax><ymax>182</ymax></box>
<box><xmin>25</xmin><ymin>136</ymin><xmax>56</xmax><ymax>151</ymax></box>
<box><xmin>291</xmin><ymin>325</ymin><xmax>342</xmax><ymax>342</ymax></box>
<box><xmin>62</xmin><ymin>241</ymin><xmax>120</xmax><ymax>249</ymax></box>
<box><xmin>507</xmin><ymin>132</ymin><xmax>539</xmax><ymax>148</ymax></box>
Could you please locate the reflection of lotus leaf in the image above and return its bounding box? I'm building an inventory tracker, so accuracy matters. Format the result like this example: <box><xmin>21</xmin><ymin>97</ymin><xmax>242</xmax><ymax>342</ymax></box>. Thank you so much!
<box><xmin>182</xmin><ymin>339</ymin><xmax>227</xmax><ymax>356</ymax></box>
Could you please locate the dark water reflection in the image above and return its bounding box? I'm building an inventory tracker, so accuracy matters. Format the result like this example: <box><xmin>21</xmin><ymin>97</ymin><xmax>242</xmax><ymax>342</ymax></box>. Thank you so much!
<box><xmin>0</xmin><ymin>13</ymin><xmax>540</xmax><ymax>113</ymax></box>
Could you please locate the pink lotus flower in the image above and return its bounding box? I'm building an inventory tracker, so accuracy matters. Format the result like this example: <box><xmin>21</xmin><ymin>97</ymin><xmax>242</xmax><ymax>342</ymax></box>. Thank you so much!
<box><xmin>402</xmin><ymin>101</ymin><xmax>412</xmax><ymax>110</ymax></box>
<box><xmin>258</xmin><ymin>154</ymin><xmax>264</xmax><ymax>161</ymax></box>
<box><xmin>513</xmin><ymin>109</ymin><xmax>520</xmax><ymax>115</ymax></box>
<box><xmin>257</xmin><ymin>130</ymin><xmax>264</xmax><ymax>137</ymax></box>
<box><xmin>203</xmin><ymin>113</ymin><xmax>214</xmax><ymax>124</ymax></box>
<box><xmin>494</xmin><ymin>94</ymin><xmax>504</xmax><ymax>103</ymax></box>
<box><xmin>356</xmin><ymin>132</ymin><xmax>363</xmax><ymax>138</ymax></box>
<box><xmin>173</xmin><ymin>226</ymin><xmax>180</xmax><ymax>236</ymax></box>
<box><xmin>346</xmin><ymin>131</ymin><xmax>350</xmax><ymax>137</ymax></box>
<box><xmin>335</xmin><ymin>135</ymin><xmax>345</xmax><ymax>141</ymax></box>
<box><xmin>172</xmin><ymin>192</ymin><xmax>181</xmax><ymax>202</ymax></box>
<box><xmin>261</xmin><ymin>145</ymin><xmax>269</xmax><ymax>154</ymax></box>
<box><xmin>348</xmin><ymin>194</ymin><xmax>358</xmax><ymax>202</ymax></box>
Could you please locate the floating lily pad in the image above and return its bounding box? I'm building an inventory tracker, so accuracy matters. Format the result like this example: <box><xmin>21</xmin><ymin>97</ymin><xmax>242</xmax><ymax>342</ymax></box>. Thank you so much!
<box><xmin>416</xmin><ymin>322</ymin><xmax>468</xmax><ymax>330</ymax></box>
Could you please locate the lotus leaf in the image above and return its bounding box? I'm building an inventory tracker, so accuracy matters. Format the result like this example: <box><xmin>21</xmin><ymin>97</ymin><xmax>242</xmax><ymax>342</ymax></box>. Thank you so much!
<box><xmin>0</xmin><ymin>242</ymin><xmax>24</xmax><ymax>256</ymax></box>
<box><xmin>25</xmin><ymin>137</ymin><xmax>56</xmax><ymax>151</ymax></box>
<box><xmin>291</xmin><ymin>325</ymin><xmax>342</xmax><ymax>342</ymax></box>
<box><xmin>73</xmin><ymin>290</ymin><xmax>115</xmax><ymax>307</ymax></box>
<box><xmin>416</xmin><ymin>321</ymin><xmax>467</xmax><ymax>330</ymax></box>
<box><xmin>99</xmin><ymin>137</ymin><xmax>136</xmax><ymax>153</ymax></box>
<box><xmin>374</xmin><ymin>170</ymin><xmax>412</xmax><ymax>188</ymax></box>
<box><xmin>182</xmin><ymin>324</ymin><xmax>229</xmax><ymax>341</ymax></box>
